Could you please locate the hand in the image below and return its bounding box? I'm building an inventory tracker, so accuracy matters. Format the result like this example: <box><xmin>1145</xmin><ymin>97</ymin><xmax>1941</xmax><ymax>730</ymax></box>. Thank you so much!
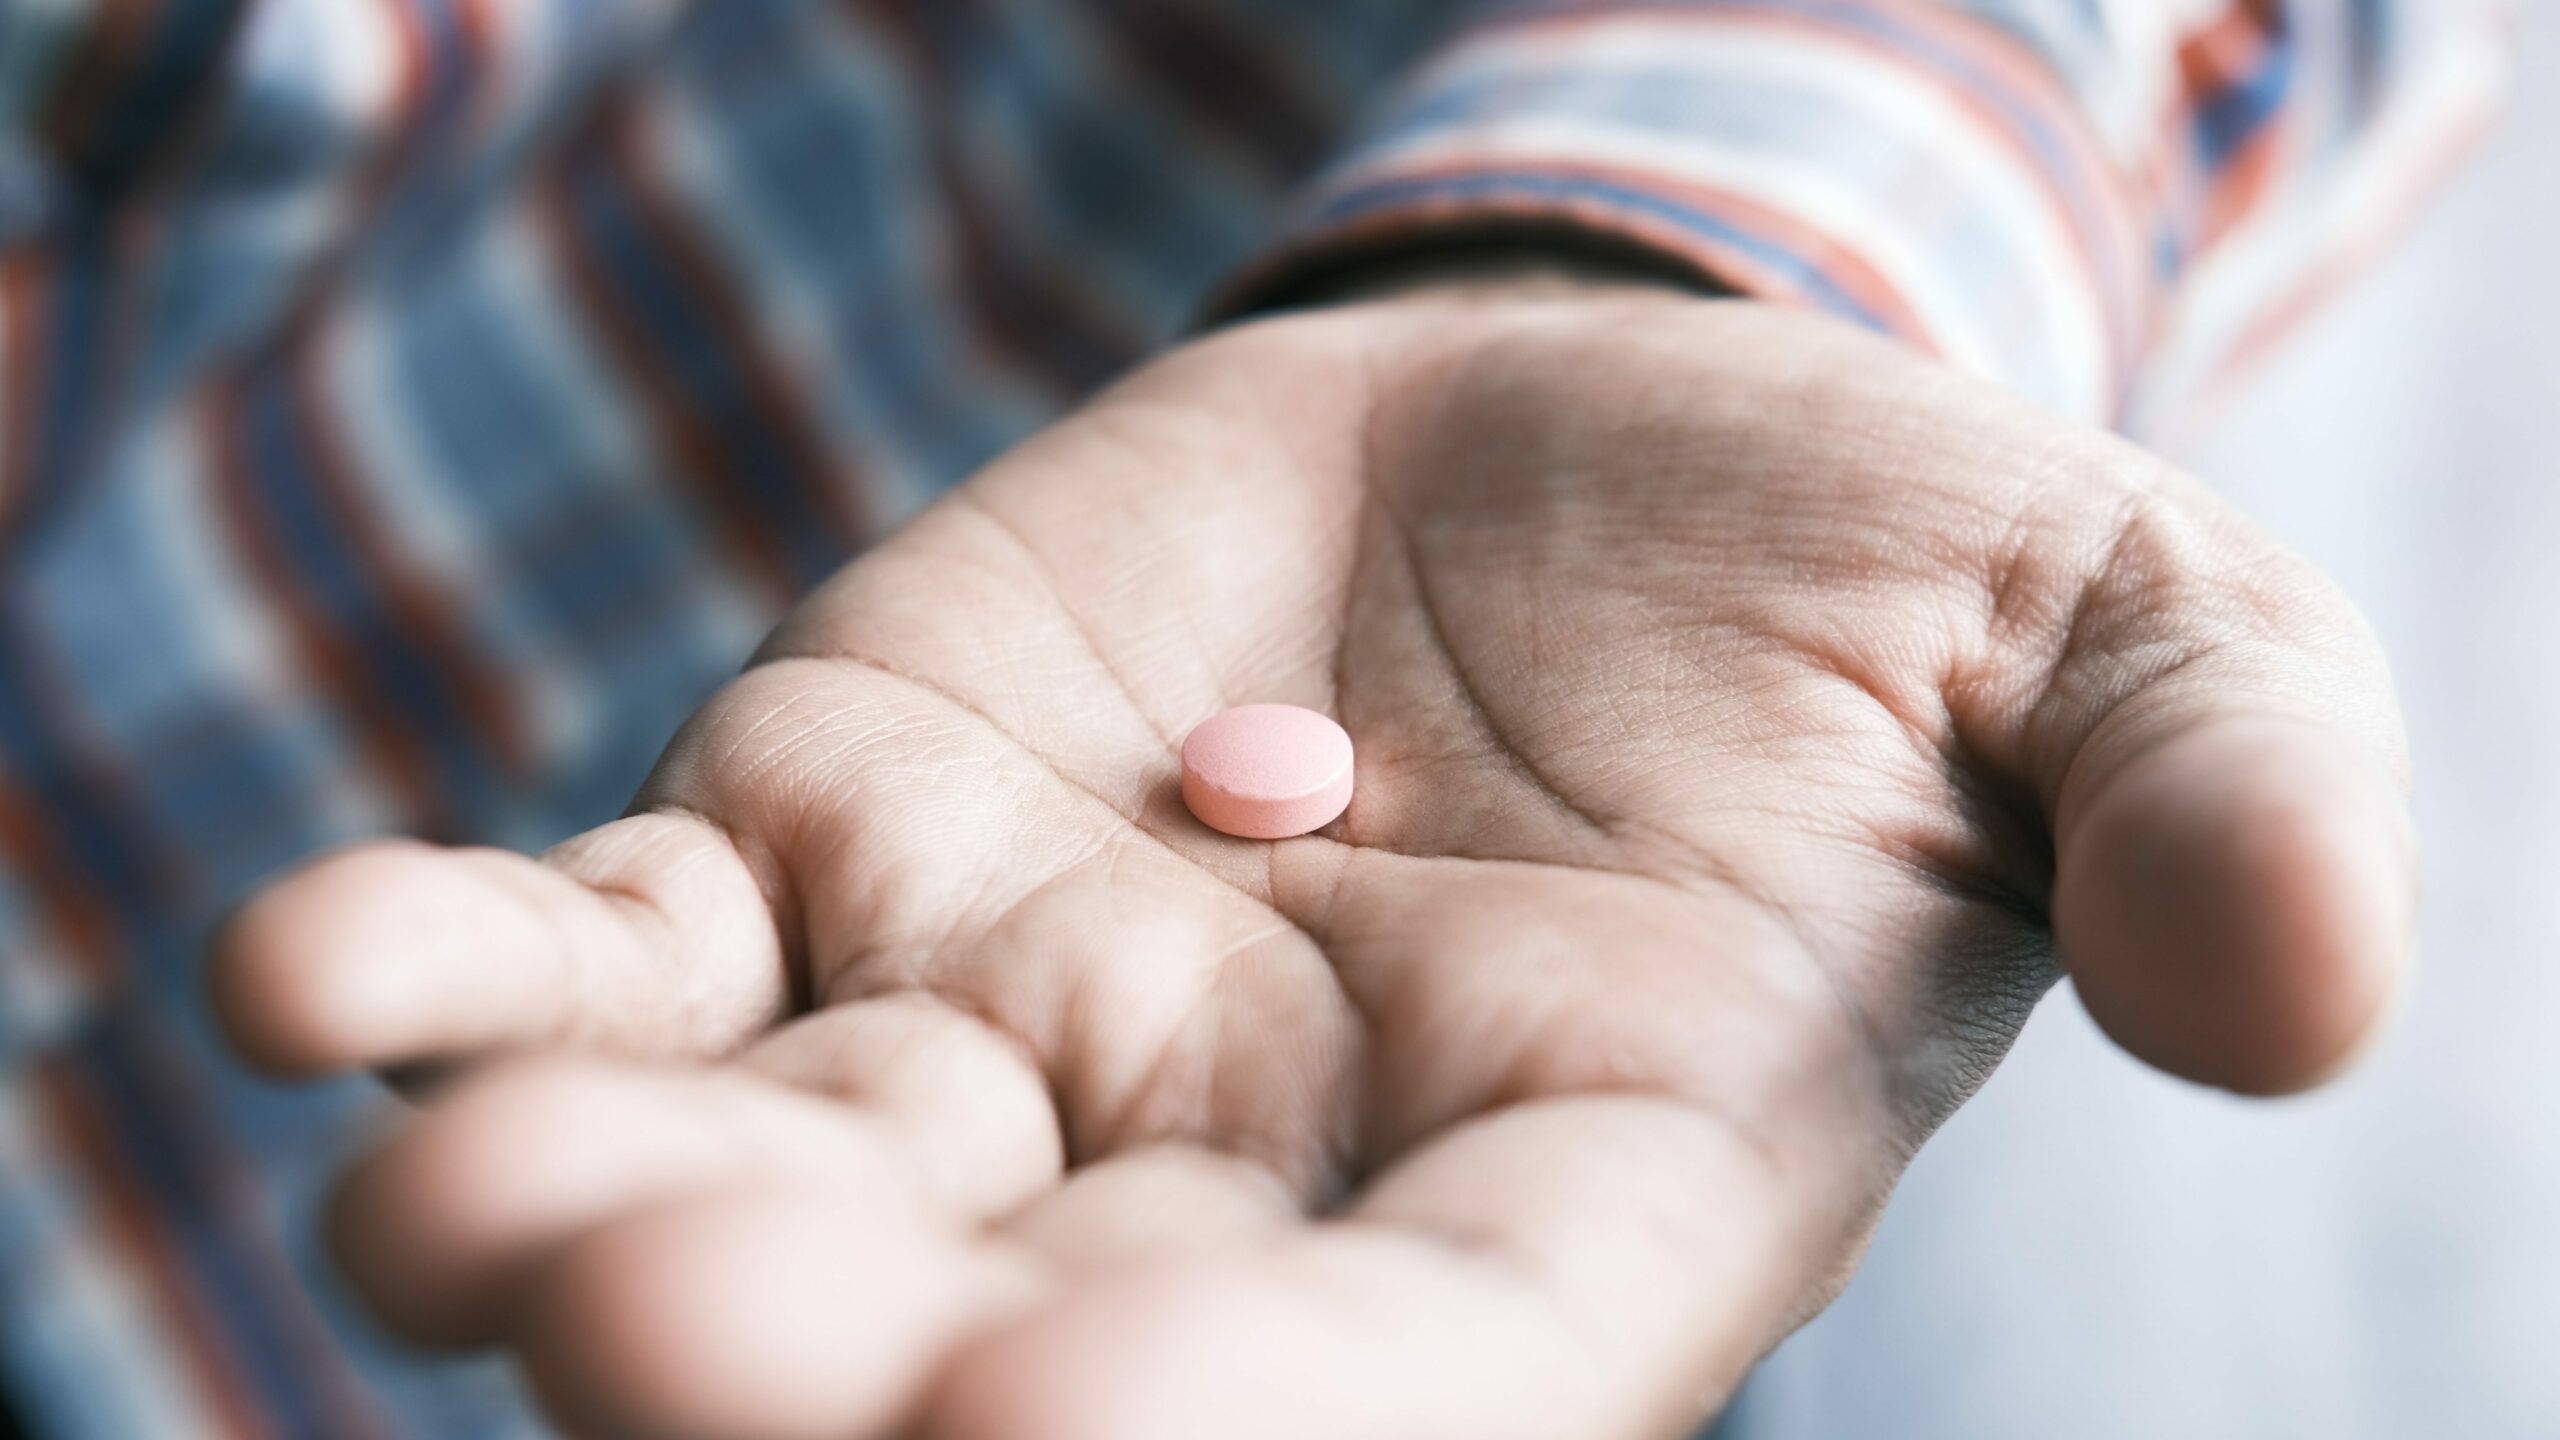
<box><xmin>215</xmin><ymin>281</ymin><xmax>2417</xmax><ymax>1440</ymax></box>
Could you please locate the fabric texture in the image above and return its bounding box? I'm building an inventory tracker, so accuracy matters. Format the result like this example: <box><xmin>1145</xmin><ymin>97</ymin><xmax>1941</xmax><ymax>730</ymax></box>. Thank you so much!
<box><xmin>0</xmin><ymin>1</ymin><xmax>2512</xmax><ymax>1435</ymax></box>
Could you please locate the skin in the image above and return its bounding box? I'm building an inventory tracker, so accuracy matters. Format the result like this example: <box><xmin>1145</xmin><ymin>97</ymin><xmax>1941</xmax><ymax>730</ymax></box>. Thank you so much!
<box><xmin>213</xmin><ymin>281</ymin><xmax>2418</xmax><ymax>1440</ymax></box>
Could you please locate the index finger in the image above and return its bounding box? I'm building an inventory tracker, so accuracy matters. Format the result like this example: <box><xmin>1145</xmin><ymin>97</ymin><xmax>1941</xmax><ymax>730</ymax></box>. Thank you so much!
<box><xmin>211</xmin><ymin>812</ymin><xmax>791</xmax><ymax>1075</ymax></box>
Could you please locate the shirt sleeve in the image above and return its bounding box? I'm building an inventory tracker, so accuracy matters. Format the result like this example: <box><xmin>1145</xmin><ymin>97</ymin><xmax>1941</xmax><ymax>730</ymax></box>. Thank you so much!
<box><xmin>1223</xmin><ymin>0</ymin><xmax>2519</xmax><ymax>431</ymax></box>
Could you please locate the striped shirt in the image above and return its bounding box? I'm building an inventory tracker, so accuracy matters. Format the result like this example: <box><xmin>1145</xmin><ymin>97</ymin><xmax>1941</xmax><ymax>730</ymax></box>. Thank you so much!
<box><xmin>0</xmin><ymin>1</ymin><xmax>2515</xmax><ymax>1435</ymax></box>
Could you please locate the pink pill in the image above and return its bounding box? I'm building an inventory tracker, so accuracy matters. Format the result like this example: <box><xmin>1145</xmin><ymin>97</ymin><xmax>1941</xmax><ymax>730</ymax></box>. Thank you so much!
<box><xmin>1179</xmin><ymin>704</ymin><xmax>1355</xmax><ymax>840</ymax></box>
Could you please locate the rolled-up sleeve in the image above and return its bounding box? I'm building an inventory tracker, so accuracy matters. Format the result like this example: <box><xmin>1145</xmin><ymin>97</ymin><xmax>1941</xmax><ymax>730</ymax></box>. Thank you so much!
<box><xmin>1227</xmin><ymin>0</ymin><xmax>2517</xmax><ymax>429</ymax></box>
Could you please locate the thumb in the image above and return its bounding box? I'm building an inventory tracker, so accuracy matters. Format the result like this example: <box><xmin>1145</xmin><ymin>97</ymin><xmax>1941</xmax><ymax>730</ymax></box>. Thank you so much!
<box><xmin>2022</xmin><ymin>478</ymin><xmax>2418</xmax><ymax>1096</ymax></box>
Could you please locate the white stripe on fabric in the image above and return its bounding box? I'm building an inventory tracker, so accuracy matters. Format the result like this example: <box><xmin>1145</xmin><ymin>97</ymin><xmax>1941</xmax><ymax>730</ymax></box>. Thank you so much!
<box><xmin>2054</xmin><ymin>0</ymin><xmax>2190</xmax><ymax>162</ymax></box>
<box><xmin>321</xmin><ymin>278</ymin><xmax>579</xmax><ymax>776</ymax></box>
<box><xmin>0</xmin><ymin>1077</ymin><xmax>223</xmax><ymax>1440</ymax></box>
<box><xmin>487</xmin><ymin>189</ymin><xmax>778</xmax><ymax>735</ymax></box>
<box><xmin>1331</xmin><ymin>113</ymin><xmax>2008</xmax><ymax>378</ymax></box>
<box><xmin>251</xmin><ymin>0</ymin><xmax>409</xmax><ymax>135</ymax></box>
<box><xmin>125</xmin><ymin>0</ymin><xmax>413</xmax><ymax>411</ymax></box>
<box><xmin>618</xmin><ymin>52</ymin><xmax>886</xmax><ymax>502</ymax></box>
<box><xmin>0</xmin><ymin>890</ymin><xmax>85</xmax><ymax>1062</ymax></box>
<box><xmin>2128</xmin><ymin>12</ymin><xmax>2511</xmax><ymax>434</ymax></box>
<box><xmin>148</xmin><ymin>402</ymin><xmax>409</xmax><ymax>846</ymax></box>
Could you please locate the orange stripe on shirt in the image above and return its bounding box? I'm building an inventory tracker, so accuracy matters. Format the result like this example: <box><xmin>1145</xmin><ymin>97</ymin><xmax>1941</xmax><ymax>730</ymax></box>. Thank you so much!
<box><xmin>0</xmin><ymin>252</ymin><xmax>41</xmax><ymax>528</ymax></box>
<box><xmin>193</xmin><ymin>0</ymin><xmax>533</xmax><ymax>829</ymax></box>
<box><xmin>532</xmin><ymin>86</ymin><xmax>872</xmax><ymax>607</ymax></box>
<box><xmin>589</xmin><ymin>96</ymin><xmax>875</xmax><ymax>555</ymax></box>
<box><xmin>0</xmin><ymin>768</ymin><xmax>120</xmax><ymax>977</ymax></box>
<box><xmin>1492</xmin><ymin>0</ymin><xmax>2151</xmax><ymax>353</ymax></box>
<box><xmin>2169</xmin><ymin>1</ymin><xmax>2294</xmax><ymax>249</ymax></box>
<box><xmin>2179</xmin><ymin>0</ymin><xmax>2284</xmax><ymax>96</ymax></box>
<box><xmin>31</xmin><ymin>0</ymin><xmax>160</xmax><ymax>175</ymax></box>
<box><xmin>846</xmin><ymin>0</ymin><xmax>1155</xmax><ymax>392</ymax></box>
<box><xmin>32</xmin><ymin>1057</ymin><xmax>275</xmax><ymax>1440</ymax></box>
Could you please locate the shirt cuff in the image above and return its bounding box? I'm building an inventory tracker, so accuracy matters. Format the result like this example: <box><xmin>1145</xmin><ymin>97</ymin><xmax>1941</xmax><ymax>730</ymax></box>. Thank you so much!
<box><xmin>1219</xmin><ymin>1</ymin><xmax>2154</xmax><ymax>425</ymax></box>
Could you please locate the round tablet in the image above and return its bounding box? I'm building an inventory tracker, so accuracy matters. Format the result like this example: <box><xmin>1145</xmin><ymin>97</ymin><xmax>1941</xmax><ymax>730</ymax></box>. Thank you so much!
<box><xmin>1179</xmin><ymin>704</ymin><xmax>1355</xmax><ymax>840</ymax></box>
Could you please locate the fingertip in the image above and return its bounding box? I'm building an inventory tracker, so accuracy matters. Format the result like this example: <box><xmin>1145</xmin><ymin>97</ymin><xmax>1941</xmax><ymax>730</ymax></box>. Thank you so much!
<box><xmin>518</xmin><ymin>1190</ymin><xmax>1036</xmax><ymax>1440</ymax></box>
<box><xmin>919</xmin><ymin>1267</ymin><xmax>1270</xmax><ymax>1440</ymax></box>
<box><xmin>2055</xmin><ymin>718</ymin><xmax>2418</xmax><ymax>1096</ymax></box>
<box><xmin>516</xmin><ymin>1193</ymin><xmax>808</xmax><ymax>1440</ymax></box>
<box><xmin>326</xmin><ymin>1118</ymin><xmax>469</xmax><ymax>1346</ymax></box>
<box><xmin>327</xmin><ymin>1059</ymin><xmax>663</xmax><ymax>1347</ymax></box>
<box><xmin>210</xmin><ymin>840</ymin><xmax>461</xmax><ymax>1077</ymax></box>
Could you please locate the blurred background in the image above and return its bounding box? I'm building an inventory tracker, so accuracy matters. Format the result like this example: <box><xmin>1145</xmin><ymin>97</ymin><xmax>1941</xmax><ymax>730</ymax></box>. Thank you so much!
<box><xmin>1729</xmin><ymin>11</ymin><xmax>2560</xmax><ymax>1439</ymax></box>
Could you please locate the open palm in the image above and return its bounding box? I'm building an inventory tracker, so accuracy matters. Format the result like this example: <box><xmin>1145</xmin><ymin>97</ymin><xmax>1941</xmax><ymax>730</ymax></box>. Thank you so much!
<box><xmin>218</xmin><ymin>285</ymin><xmax>2416</xmax><ymax>1440</ymax></box>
